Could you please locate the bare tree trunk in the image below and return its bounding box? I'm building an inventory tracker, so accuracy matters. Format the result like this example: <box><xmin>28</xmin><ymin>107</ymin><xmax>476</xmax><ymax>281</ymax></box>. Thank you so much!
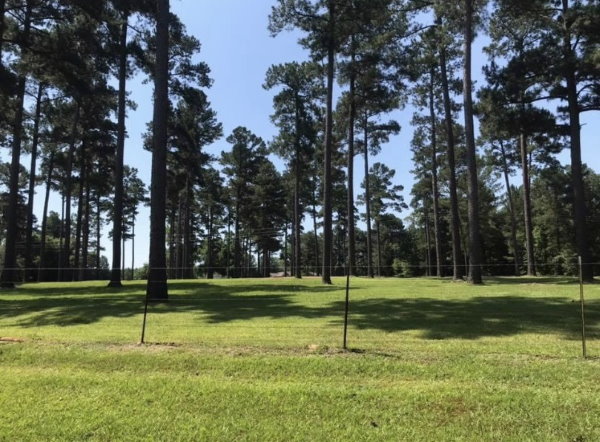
<box><xmin>146</xmin><ymin>0</ymin><xmax>170</xmax><ymax>300</ymax></box>
<box><xmin>109</xmin><ymin>11</ymin><xmax>129</xmax><ymax>288</ymax></box>
<box><xmin>429</xmin><ymin>69</ymin><xmax>443</xmax><ymax>278</ymax></box>
<box><xmin>38</xmin><ymin>151</ymin><xmax>55</xmax><ymax>282</ymax></box>
<box><xmin>424</xmin><ymin>205</ymin><xmax>432</xmax><ymax>277</ymax></box>
<box><xmin>81</xmin><ymin>181</ymin><xmax>91</xmax><ymax>281</ymax></box>
<box><xmin>62</xmin><ymin>102</ymin><xmax>81</xmax><ymax>282</ymax></box>
<box><xmin>519</xmin><ymin>133</ymin><xmax>536</xmax><ymax>276</ymax></box>
<box><xmin>96</xmin><ymin>193</ymin><xmax>101</xmax><ymax>280</ymax></box>
<box><xmin>363</xmin><ymin>114</ymin><xmax>374</xmax><ymax>278</ymax></box>
<box><xmin>168</xmin><ymin>207</ymin><xmax>176</xmax><ymax>279</ymax></box>
<box><xmin>376</xmin><ymin>219</ymin><xmax>382</xmax><ymax>277</ymax></box>
<box><xmin>294</xmin><ymin>96</ymin><xmax>302</xmax><ymax>279</ymax></box>
<box><xmin>73</xmin><ymin>144</ymin><xmax>86</xmax><ymax>281</ymax></box>
<box><xmin>321</xmin><ymin>0</ymin><xmax>335</xmax><ymax>285</ymax></box>
<box><xmin>0</xmin><ymin>1</ymin><xmax>31</xmax><ymax>288</ymax></box>
<box><xmin>463</xmin><ymin>0</ymin><xmax>483</xmax><ymax>284</ymax></box>
<box><xmin>499</xmin><ymin>141</ymin><xmax>520</xmax><ymax>276</ymax></box>
<box><xmin>24</xmin><ymin>83</ymin><xmax>44</xmax><ymax>282</ymax></box>
<box><xmin>438</xmin><ymin>25</ymin><xmax>464</xmax><ymax>281</ymax></box>
<box><xmin>312</xmin><ymin>192</ymin><xmax>320</xmax><ymax>276</ymax></box>
<box><xmin>207</xmin><ymin>206</ymin><xmax>214</xmax><ymax>279</ymax></box>
<box><xmin>347</xmin><ymin>45</ymin><xmax>357</xmax><ymax>276</ymax></box>
<box><xmin>131</xmin><ymin>218</ymin><xmax>135</xmax><ymax>280</ymax></box>
<box><xmin>562</xmin><ymin>0</ymin><xmax>592</xmax><ymax>281</ymax></box>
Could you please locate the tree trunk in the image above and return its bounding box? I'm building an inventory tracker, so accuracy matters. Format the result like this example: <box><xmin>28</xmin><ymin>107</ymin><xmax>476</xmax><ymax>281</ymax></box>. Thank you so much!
<box><xmin>226</xmin><ymin>210</ymin><xmax>231</xmax><ymax>278</ymax></box>
<box><xmin>207</xmin><ymin>205</ymin><xmax>214</xmax><ymax>279</ymax></box>
<box><xmin>62</xmin><ymin>102</ymin><xmax>81</xmax><ymax>282</ymax></box>
<box><xmin>24</xmin><ymin>83</ymin><xmax>44</xmax><ymax>282</ymax></box>
<box><xmin>73</xmin><ymin>143</ymin><xmax>86</xmax><ymax>281</ymax></box>
<box><xmin>168</xmin><ymin>207</ymin><xmax>176</xmax><ymax>279</ymax></box>
<box><xmin>96</xmin><ymin>193</ymin><xmax>101</xmax><ymax>280</ymax></box>
<box><xmin>0</xmin><ymin>2</ymin><xmax>31</xmax><ymax>288</ymax></box>
<box><xmin>438</xmin><ymin>23</ymin><xmax>464</xmax><ymax>281</ymax></box>
<box><xmin>562</xmin><ymin>0</ymin><xmax>592</xmax><ymax>281</ymax></box>
<box><xmin>321</xmin><ymin>0</ymin><xmax>335</xmax><ymax>285</ymax></box>
<box><xmin>283</xmin><ymin>223</ymin><xmax>288</xmax><ymax>277</ymax></box>
<box><xmin>38</xmin><ymin>151</ymin><xmax>54</xmax><ymax>282</ymax></box>
<box><xmin>146</xmin><ymin>0</ymin><xmax>170</xmax><ymax>300</ymax></box>
<box><xmin>234</xmin><ymin>203</ymin><xmax>241</xmax><ymax>278</ymax></box>
<box><xmin>463</xmin><ymin>0</ymin><xmax>483</xmax><ymax>284</ymax></box>
<box><xmin>347</xmin><ymin>46</ymin><xmax>357</xmax><ymax>276</ymax></box>
<box><xmin>131</xmin><ymin>217</ymin><xmax>135</xmax><ymax>280</ymax></box>
<box><xmin>376</xmin><ymin>219</ymin><xmax>382</xmax><ymax>277</ymax></box>
<box><xmin>428</xmin><ymin>69</ymin><xmax>443</xmax><ymax>278</ymax></box>
<box><xmin>294</xmin><ymin>96</ymin><xmax>302</xmax><ymax>279</ymax></box>
<box><xmin>312</xmin><ymin>191</ymin><xmax>320</xmax><ymax>276</ymax></box>
<box><xmin>424</xmin><ymin>205</ymin><xmax>432</xmax><ymax>277</ymax></box>
<box><xmin>520</xmin><ymin>133</ymin><xmax>536</xmax><ymax>276</ymax></box>
<box><xmin>109</xmin><ymin>11</ymin><xmax>129</xmax><ymax>287</ymax></box>
<box><xmin>81</xmin><ymin>181</ymin><xmax>91</xmax><ymax>281</ymax></box>
<box><xmin>499</xmin><ymin>141</ymin><xmax>520</xmax><ymax>276</ymax></box>
<box><xmin>363</xmin><ymin>114</ymin><xmax>374</xmax><ymax>278</ymax></box>
<box><xmin>58</xmin><ymin>195</ymin><xmax>64</xmax><ymax>281</ymax></box>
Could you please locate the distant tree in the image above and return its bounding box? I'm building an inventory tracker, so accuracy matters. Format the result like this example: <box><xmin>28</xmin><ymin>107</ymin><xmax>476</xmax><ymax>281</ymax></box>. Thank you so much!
<box><xmin>264</xmin><ymin>61</ymin><xmax>322</xmax><ymax>279</ymax></box>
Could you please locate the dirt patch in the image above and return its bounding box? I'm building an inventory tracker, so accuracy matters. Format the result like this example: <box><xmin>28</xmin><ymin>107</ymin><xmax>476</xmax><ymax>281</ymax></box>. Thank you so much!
<box><xmin>0</xmin><ymin>337</ymin><xmax>25</xmax><ymax>343</ymax></box>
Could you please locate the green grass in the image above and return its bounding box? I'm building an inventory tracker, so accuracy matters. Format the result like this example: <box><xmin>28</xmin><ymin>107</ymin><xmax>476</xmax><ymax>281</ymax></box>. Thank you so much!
<box><xmin>2</xmin><ymin>277</ymin><xmax>600</xmax><ymax>441</ymax></box>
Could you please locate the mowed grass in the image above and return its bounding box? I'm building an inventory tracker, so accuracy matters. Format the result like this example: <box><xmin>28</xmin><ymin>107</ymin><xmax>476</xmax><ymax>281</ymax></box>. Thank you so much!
<box><xmin>2</xmin><ymin>276</ymin><xmax>600</xmax><ymax>441</ymax></box>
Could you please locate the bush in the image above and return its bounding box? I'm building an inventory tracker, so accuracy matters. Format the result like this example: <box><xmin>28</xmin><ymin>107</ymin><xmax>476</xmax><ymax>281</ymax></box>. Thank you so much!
<box><xmin>392</xmin><ymin>259</ymin><xmax>413</xmax><ymax>278</ymax></box>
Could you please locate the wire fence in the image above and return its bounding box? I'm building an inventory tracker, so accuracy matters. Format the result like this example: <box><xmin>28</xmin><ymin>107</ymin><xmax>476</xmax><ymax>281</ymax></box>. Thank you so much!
<box><xmin>1</xmin><ymin>262</ymin><xmax>595</xmax><ymax>359</ymax></box>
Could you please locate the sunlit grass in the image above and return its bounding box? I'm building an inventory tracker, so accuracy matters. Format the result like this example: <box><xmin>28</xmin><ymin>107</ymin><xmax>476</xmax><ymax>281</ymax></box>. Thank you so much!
<box><xmin>1</xmin><ymin>276</ymin><xmax>599</xmax><ymax>440</ymax></box>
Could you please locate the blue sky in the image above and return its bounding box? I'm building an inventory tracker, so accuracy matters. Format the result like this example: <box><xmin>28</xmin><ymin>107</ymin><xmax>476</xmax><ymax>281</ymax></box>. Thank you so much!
<box><xmin>20</xmin><ymin>0</ymin><xmax>598</xmax><ymax>269</ymax></box>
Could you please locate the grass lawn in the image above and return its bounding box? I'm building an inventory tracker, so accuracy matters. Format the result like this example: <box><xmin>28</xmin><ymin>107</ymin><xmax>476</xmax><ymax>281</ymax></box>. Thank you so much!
<box><xmin>1</xmin><ymin>276</ymin><xmax>600</xmax><ymax>441</ymax></box>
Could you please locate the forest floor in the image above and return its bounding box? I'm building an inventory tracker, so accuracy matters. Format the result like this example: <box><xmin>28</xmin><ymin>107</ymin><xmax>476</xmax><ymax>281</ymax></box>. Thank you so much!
<box><xmin>1</xmin><ymin>277</ymin><xmax>600</xmax><ymax>440</ymax></box>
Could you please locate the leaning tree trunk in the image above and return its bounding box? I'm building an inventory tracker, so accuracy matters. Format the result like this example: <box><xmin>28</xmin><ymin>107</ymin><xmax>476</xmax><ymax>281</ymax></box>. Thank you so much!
<box><xmin>463</xmin><ymin>0</ymin><xmax>483</xmax><ymax>284</ymax></box>
<box><xmin>146</xmin><ymin>0</ymin><xmax>170</xmax><ymax>300</ymax></box>
<box><xmin>429</xmin><ymin>69</ymin><xmax>443</xmax><ymax>278</ymax></box>
<box><xmin>109</xmin><ymin>10</ymin><xmax>129</xmax><ymax>288</ymax></box>
<box><xmin>0</xmin><ymin>2</ymin><xmax>31</xmax><ymax>288</ymax></box>
<box><xmin>24</xmin><ymin>83</ymin><xmax>44</xmax><ymax>282</ymax></box>
<box><xmin>438</xmin><ymin>23</ymin><xmax>464</xmax><ymax>281</ymax></box>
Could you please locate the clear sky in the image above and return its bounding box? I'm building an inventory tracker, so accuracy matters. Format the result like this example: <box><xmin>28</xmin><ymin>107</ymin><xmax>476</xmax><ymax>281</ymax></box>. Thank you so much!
<box><xmin>22</xmin><ymin>0</ymin><xmax>598</xmax><ymax>270</ymax></box>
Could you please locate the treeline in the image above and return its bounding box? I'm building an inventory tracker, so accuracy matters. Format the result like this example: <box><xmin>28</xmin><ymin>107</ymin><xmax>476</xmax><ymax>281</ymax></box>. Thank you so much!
<box><xmin>0</xmin><ymin>1</ymin><xmax>598</xmax><ymax>296</ymax></box>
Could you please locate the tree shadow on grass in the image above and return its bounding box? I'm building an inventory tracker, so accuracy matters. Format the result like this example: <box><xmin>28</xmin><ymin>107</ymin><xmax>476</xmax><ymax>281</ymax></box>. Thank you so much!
<box><xmin>0</xmin><ymin>281</ymin><xmax>340</xmax><ymax>327</ymax></box>
<box><xmin>2</xmin><ymin>279</ymin><xmax>599</xmax><ymax>342</ymax></box>
<box><xmin>336</xmin><ymin>296</ymin><xmax>600</xmax><ymax>340</ymax></box>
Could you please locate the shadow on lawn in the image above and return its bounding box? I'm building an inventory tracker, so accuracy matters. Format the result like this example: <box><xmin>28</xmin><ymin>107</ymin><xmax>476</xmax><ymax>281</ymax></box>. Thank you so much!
<box><xmin>338</xmin><ymin>296</ymin><xmax>600</xmax><ymax>340</ymax></box>
<box><xmin>0</xmin><ymin>281</ymin><xmax>340</xmax><ymax>328</ymax></box>
<box><xmin>0</xmin><ymin>279</ymin><xmax>598</xmax><ymax>340</ymax></box>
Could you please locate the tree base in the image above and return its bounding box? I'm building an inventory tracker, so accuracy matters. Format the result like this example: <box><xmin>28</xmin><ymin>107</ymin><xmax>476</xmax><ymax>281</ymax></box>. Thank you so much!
<box><xmin>107</xmin><ymin>281</ymin><xmax>123</xmax><ymax>288</ymax></box>
<box><xmin>146</xmin><ymin>280</ymin><xmax>168</xmax><ymax>301</ymax></box>
<box><xmin>0</xmin><ymin>282</ymin><xmax>16</xmax><ymax>289</ymax></box>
